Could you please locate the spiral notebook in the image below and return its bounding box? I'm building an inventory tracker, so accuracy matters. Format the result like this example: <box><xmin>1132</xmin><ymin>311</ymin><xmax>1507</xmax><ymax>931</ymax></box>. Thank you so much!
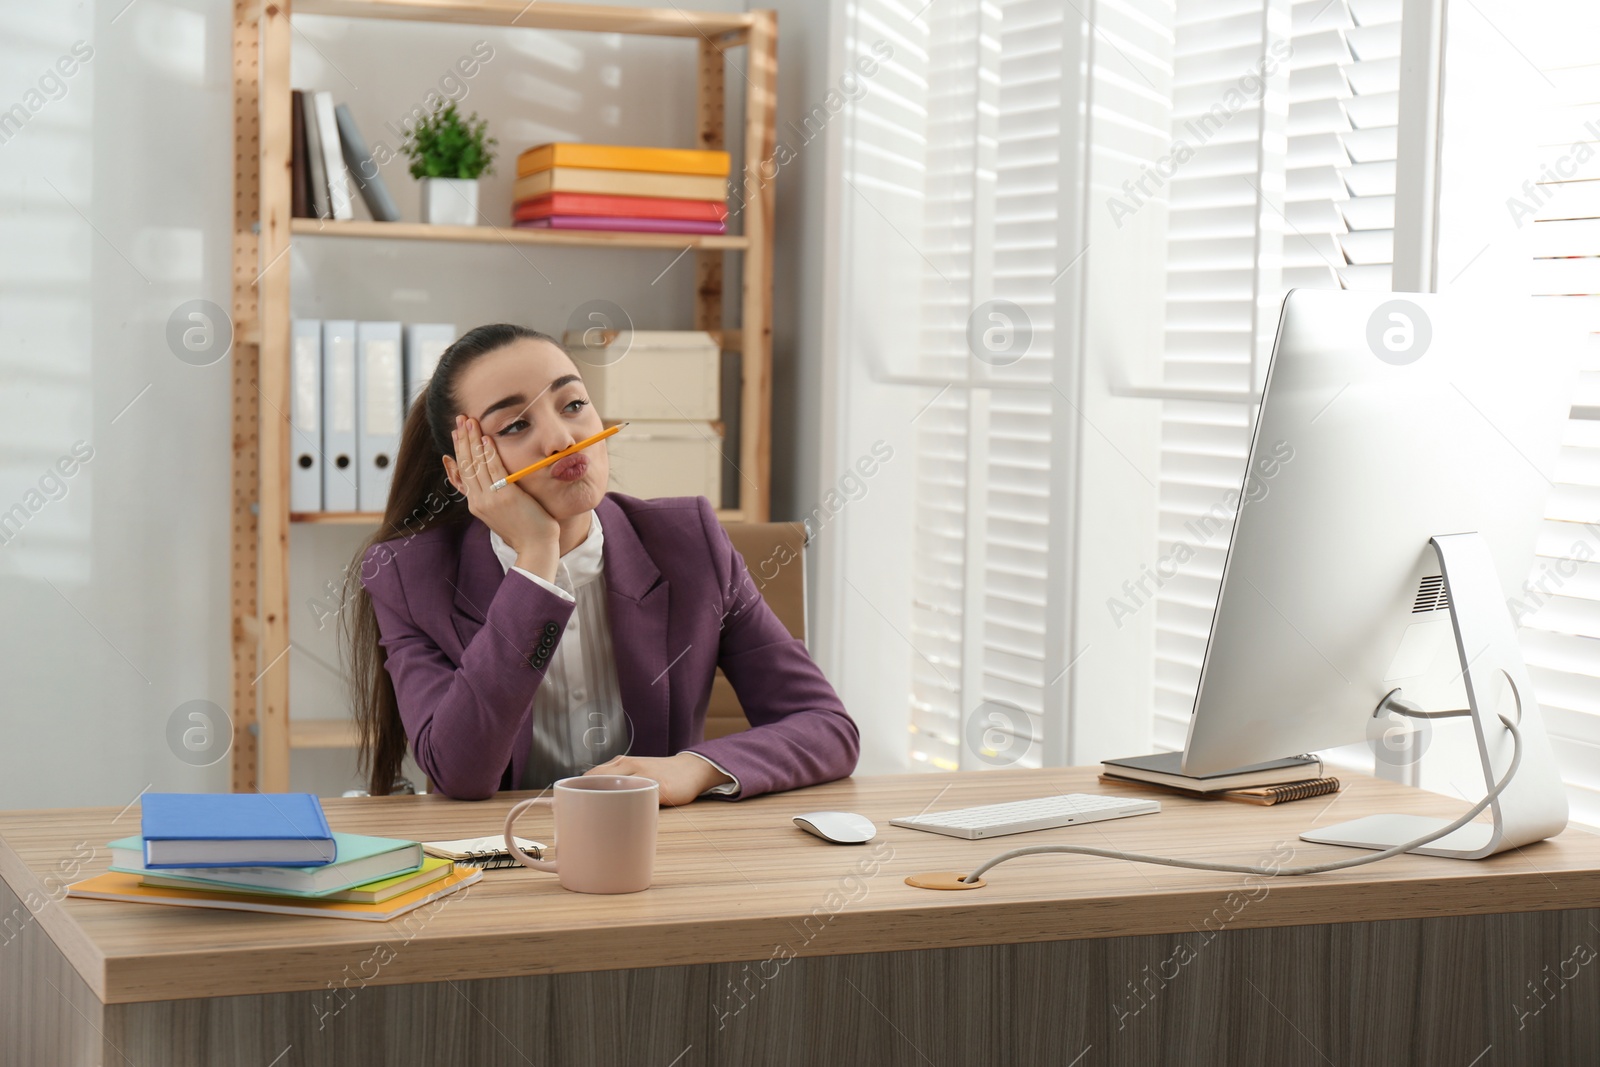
<box><xmin>422</xmin><ymin>835</ymin><xmax>546</xmax><ymax>870</ymax></box>
<box><xmin>1098</xmin><ymin>773</ymin><xmax>1341</xmax><ymax>806</ymax></box>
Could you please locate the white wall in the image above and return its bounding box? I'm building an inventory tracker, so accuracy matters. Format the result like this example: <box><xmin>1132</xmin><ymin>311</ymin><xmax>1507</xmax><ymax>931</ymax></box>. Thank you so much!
<box><xmin>0</xmin><ymin>0</ymin><xmax>850</xmax><ymax>809</ymax></box>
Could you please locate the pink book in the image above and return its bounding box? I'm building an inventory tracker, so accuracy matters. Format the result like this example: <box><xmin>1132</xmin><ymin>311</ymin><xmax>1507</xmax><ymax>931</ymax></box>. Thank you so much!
<box><xmin>514</xmin><ymin>215</ymin><xmax>728</xmax><ymax>235</ymax></box>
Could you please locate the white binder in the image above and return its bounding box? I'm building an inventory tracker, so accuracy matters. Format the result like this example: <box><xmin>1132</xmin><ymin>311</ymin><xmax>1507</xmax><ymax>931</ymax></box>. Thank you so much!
<box><xmin>403</xmin><ymin>323</ymin><xmax>455</xmax><ymax>407</ymax></box>
<box><xmin>357</xmin><ymin>321</ymin><xmax>404</xmax><ymax>512</ymax></box>
<box><xmin>321</xmin><ymin>320</ymin><xmax>359</xmax><ymax>511</ymax></box>
<box><xmin>290</xmin><ymin>320</ymin><xmax>322</xmax><ymax>512</ymax></box>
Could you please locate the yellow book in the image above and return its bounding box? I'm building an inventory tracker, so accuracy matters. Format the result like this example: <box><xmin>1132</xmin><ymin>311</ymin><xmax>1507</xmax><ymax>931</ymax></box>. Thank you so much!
<box><xmin>66</xmin><ymin>864</ymin><xmax>480</xmax><ymax>922</ymax></box>
<box><xmin>517</xmin><ymin>142</ymin><xmax>730</xmax><ymax>178</ymax></box>
<box><xmin>512</xmin><ymin>167</ymin><xmax>728</xmax><ymax>203</ymax></box>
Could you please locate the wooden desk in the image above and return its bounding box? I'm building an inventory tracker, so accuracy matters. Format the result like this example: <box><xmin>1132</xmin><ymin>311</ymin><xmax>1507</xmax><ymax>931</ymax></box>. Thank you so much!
<box><xmin>3</xmin><ymin>769</ymin><xmax>1599</xmax><ymax>1066</ymax></box>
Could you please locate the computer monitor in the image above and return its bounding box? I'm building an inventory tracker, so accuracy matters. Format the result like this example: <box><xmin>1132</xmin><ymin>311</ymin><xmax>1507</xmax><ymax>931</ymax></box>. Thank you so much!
<box><xmin>1180</xmin><ymin>289</ymin><xmax>1580</xmax><ymax>859</ymax></box>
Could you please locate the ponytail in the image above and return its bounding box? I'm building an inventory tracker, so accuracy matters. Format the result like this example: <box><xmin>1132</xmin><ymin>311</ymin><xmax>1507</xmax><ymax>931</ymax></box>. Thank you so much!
<box><xmin>341</xmin><ymin>323</ymin><xmax>562</xmax><ymax>794</ymax></box>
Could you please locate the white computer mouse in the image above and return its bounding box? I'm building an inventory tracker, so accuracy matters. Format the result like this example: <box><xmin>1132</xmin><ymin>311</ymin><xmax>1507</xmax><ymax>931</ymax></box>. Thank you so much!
<box><xmin>792</xmin><ymin>810</ymin><xmax>877</xmax><ymax>844</ymax></box>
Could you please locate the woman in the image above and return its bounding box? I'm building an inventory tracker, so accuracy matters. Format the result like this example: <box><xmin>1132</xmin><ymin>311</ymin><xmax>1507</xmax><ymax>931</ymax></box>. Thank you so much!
<box><xmin>342</xmin><ymin>323</ymin><xmax>859</xmax><ymax>803</ymax></box>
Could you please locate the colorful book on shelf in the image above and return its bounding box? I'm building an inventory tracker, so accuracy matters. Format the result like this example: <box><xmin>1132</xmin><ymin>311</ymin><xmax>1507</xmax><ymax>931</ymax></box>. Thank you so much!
<box><xmin>140</xmin><ymin>792</ymin><xmax>336</xmax><ymax>868</ymax></box>
<box><xmin>514</xmin><ymin>216</ymin><xmax>727</xmax><ymax>235</ymax></box>
<box><xmin>512</xmin><ymin>192</ymin><xmax>728</xmax><ymax>223</ymax></box>
<box><xmin>290</xmin><ymin>89</ymin><xmax>310</xmax><ymax>219</ymax></box>
<box><xmin>512</xmin><ymin>167</ymin><xmax>728</xmax><ymax>203</ymax></box>
<box><xmin>300</xmin><ymin>90</ymin><xmax>331</xmax><ymax>219</ymax></box>
<box><xmin>138</xmin><ymin>856</ymin><xmax>455</xmax><ymax>904</ymax></box>
<box><xmin>312</xmin><ymin>90</ymin><xmax>355</xmax><ymax>221</ymax></box>
<box><xmin>108</xmin><ymin>831</ymin><xmax>423</xmax><ymax>896</ymax></box>
<box><xmin>516</xmin><ymin>142</ymin><xmax>730</xmax><ymax>178</ymax></box>
<box><xmin>65</xmin><ymin>864</ymin><xmax>481</xmax><ymax>922</ymax></box>
<box><xmin>334</xmin><ymin>102</ymin><xmax>401</xmax><ymax>222</ymax></box>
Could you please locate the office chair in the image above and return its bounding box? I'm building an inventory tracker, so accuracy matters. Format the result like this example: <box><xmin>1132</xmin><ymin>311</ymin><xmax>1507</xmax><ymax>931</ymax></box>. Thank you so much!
<box><xmin>703</xmin><ymin>520</ymin><xmax>810</xmax><ymax>739</ymax></box>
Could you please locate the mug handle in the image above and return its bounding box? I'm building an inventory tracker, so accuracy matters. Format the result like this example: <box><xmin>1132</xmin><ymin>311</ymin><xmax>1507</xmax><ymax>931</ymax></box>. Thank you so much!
<box><xmin>504</xmin><ymin>797</ymin><xmax>558</xmax><ymax>873</ymax></box>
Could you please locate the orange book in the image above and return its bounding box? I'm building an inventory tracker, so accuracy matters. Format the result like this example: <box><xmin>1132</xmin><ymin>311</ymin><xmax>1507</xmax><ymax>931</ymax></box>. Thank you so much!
<box><xmin>517</xmin><ymin>142</ymin><xmax>731</xmax><ymax>179</ymax></box>
<box><xmin>512</xmin><ymin>167</ymin><xmax>728</xmax><ymax>203</ymax></box>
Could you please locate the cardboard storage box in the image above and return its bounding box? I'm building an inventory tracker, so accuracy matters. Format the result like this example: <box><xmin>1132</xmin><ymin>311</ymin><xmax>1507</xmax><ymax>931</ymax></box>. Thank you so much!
<box><xmin>605</xmin><ymin>419</ymin><xmax>723</xmax><ymax>503</ymax></box>
<box><xmin>562</xmin><ymin>330</ymin><xmax>720</xmax><ymax>421</ymax></box>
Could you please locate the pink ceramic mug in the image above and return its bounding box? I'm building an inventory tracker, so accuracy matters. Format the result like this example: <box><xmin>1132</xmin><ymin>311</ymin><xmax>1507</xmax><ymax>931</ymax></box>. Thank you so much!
<box><xmin>503</xmin><ymin>775</ymin><xmax>659</xmax><ymax>894</ymax></box>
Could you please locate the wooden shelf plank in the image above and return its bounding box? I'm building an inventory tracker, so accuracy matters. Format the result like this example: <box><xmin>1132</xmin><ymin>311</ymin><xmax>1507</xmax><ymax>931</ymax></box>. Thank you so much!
<box><xmin>289</xmin><ymin>719</ymin><xmax>360</xmax><ymax>749</ymax></box>
<box><xmin>290</xmin><ymin>511</ymin><xmax>384</xmax><ymax>525</ymax></box>
<box><xmin>294</xmin><ymin>0</ymin><xmax>754</xmax><ymax>37</ymax></box>
<box><xmin>290</xmin><ymin>218</ymin><xmax>748</xmax><ymax>252</ymax></box>
<box><xmin>293</xmin><ymin>508</ymin><xmax>748</xmax><ymax>525</ymax></box>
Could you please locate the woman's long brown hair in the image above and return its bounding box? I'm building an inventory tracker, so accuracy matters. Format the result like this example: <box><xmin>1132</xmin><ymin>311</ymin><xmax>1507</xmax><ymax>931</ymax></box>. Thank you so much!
<box><xmin>340</xmin><ymin>323</ymin><xmax>561</xmax><ymax>794</ymax></box>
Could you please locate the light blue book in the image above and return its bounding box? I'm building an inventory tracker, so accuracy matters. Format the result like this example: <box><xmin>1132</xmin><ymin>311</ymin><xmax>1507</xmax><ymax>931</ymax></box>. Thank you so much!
<box><xmin>108</xmin><ymin>832</ymin><xmax>423</xmax><ymax>897</ymax></box>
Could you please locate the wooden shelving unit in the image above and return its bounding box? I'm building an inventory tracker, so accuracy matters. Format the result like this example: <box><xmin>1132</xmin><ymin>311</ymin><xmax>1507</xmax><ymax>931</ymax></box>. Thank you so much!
<box><xmin>229</xmin><ymin>0</ymin><xmax>777</xmax><ymax>793</ymax></box>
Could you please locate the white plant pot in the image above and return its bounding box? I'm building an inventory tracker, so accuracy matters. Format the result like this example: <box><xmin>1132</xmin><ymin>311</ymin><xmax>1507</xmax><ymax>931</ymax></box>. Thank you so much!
<box><xmin>420</xmin><ymin>177</ymin><xmax>480</xmax><ymax>226</ymax></box>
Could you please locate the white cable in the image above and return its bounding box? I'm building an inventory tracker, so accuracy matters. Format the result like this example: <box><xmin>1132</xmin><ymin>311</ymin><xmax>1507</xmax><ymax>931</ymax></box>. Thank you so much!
<box><xmin>959</xmin><ymin>713</ymin><xmax>1523</xmax><ymax>884</ymax></box>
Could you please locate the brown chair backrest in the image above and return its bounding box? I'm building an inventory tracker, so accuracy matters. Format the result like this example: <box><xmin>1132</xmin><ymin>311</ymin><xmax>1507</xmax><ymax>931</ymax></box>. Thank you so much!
<box><xmin>703</xmin><ymin>521</ymin><xmax>810</xmax><ymax>740</ymax></box>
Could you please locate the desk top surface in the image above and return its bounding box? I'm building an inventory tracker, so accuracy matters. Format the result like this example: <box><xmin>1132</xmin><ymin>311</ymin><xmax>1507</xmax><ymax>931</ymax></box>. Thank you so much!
<box><xmin>4</xmin><ymin>768</ymin><xmax>1598</xmax><ymax>1004</ymax></box>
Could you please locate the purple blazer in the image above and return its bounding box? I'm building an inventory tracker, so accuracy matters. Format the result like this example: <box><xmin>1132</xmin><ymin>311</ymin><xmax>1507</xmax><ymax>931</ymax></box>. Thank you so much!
<box><xmin>360</xmin><ymin>492</ymin><xmax>859</xmax><ymax>800</ymax></box>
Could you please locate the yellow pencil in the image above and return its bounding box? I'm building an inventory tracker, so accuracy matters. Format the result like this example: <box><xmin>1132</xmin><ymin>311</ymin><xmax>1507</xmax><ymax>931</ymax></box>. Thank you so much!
<box><xmin>490</xmin><ymin>423</ymin><xmax>627</xmax><ymax>491</ymax></box>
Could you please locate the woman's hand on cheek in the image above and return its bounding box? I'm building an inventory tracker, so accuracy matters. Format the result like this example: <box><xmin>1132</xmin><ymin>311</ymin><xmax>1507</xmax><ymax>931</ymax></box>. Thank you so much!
<box><xmin>450</xmin><ymin>415</ymin><xmax>561</xmax><ymax>575</ymax></box>
<box><xmin>584</xmin><ymin>754</ymin><xmax>730</xmax><ymax>806</ymax></box>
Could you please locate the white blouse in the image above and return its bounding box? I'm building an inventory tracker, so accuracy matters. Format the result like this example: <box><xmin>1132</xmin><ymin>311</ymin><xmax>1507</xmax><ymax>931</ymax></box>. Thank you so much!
<box><xmin>487</xmin><ymin>510</ymin><xmax>738</xmax><ymax>795</ymax></box>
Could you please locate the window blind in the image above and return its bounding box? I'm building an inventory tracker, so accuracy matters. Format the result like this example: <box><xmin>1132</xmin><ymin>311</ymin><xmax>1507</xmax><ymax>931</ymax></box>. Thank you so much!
<box><xmin>907</xmin><ymin>0</ymin><xmax>1068</xmax><ymax>771</ymax></box>
<box><xmin>1518</xmin><ymin>45</ymin><xmax>1600</xmax><ymax>828</ymax></box>
<box><xmin>902</xmin><ymin>0</ymin><xmax>1172</xmax><ymax>769</ymax></box>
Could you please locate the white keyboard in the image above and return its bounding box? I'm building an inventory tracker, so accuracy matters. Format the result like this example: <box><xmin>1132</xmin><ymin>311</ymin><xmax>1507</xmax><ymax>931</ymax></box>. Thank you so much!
<box><xmin>889</xmin><ymin>793</ymin><xmax>1160</xmax><ymax>840</ymax></box>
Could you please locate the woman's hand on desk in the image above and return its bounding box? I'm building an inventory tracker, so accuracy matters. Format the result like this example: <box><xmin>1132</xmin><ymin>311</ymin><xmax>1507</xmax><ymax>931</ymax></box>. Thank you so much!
<box><xmin>584</xmin><ymin>753</ymin><xmax>733</xmax><ymax>806</ymax></box>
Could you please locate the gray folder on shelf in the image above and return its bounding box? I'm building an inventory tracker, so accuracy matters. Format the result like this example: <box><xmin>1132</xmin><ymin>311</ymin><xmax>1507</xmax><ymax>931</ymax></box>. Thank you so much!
<box><xmin>357</xmin><ymin>321</ymin><xmax>404</xmax><ymax>513</ymax></box>
<box><xmin>322</xmin><ymin>320</ymin><xmax>359</xmax><ymax>511</ymax></box>
<box><xmin>290</xmin><ymin>319</ymin><xmax>323</xmax><ymax>512</ymax></box>
<box><xmin>403</xmin><ymin>323</ymin><xmax>455</xmax><ymax>406</ymax></box>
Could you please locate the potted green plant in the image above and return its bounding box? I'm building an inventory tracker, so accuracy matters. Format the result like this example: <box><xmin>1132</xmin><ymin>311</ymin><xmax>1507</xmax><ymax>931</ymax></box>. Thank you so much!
<box><xmin>400</xmin><ymin>100</ymin><xmax>497</xmax><ymax>226</ymax></box>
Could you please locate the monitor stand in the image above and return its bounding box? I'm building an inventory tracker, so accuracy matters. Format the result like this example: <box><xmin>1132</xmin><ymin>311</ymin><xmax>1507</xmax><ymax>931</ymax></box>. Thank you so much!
<box><xmin>1299</xmin><ymin>533</ymin><xmax>1569</xmax><ymax>859</ymax></box>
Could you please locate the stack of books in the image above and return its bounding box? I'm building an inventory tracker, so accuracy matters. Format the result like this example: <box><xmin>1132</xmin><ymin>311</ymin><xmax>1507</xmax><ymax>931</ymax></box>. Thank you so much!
<box><xmin>1098</xmin><ymin>752</ymin><xmax>1341</xmax><ymax>806</ymax></box>
<box><xmin>65</xmin><ymin>793</ymin><xmax>479</xmax><ymax>922</ymax></box>
<box><xmin>511</xmin><ymin>143</ymin><xmax>730</xmax><ymax>235</ymax></box>
<box><xmin>292</xmin><ymin>89</ymin><xmax>400</xmax><ymax>223</ymax></box>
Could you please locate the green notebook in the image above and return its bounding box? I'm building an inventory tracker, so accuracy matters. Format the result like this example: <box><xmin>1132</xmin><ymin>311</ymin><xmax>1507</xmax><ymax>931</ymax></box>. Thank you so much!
<box><xmin>107</xmin><ymin>831</ymin><xmax>423</xmax><ymax>897</ymax></box>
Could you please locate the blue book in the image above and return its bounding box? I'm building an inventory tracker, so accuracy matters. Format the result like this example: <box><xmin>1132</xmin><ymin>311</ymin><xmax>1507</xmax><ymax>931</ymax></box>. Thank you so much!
<box><xmin>140</xmin><ymin>793</ymin><xmax>336</xmax><ymax>869</ymax></box>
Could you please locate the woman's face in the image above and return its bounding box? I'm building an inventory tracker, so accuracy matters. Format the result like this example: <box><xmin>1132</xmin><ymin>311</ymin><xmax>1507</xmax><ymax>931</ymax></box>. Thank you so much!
<box><xmin>447</xmin><ymin>337</ymin><xmax>609</xmax><ymax>519</ymax></box>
